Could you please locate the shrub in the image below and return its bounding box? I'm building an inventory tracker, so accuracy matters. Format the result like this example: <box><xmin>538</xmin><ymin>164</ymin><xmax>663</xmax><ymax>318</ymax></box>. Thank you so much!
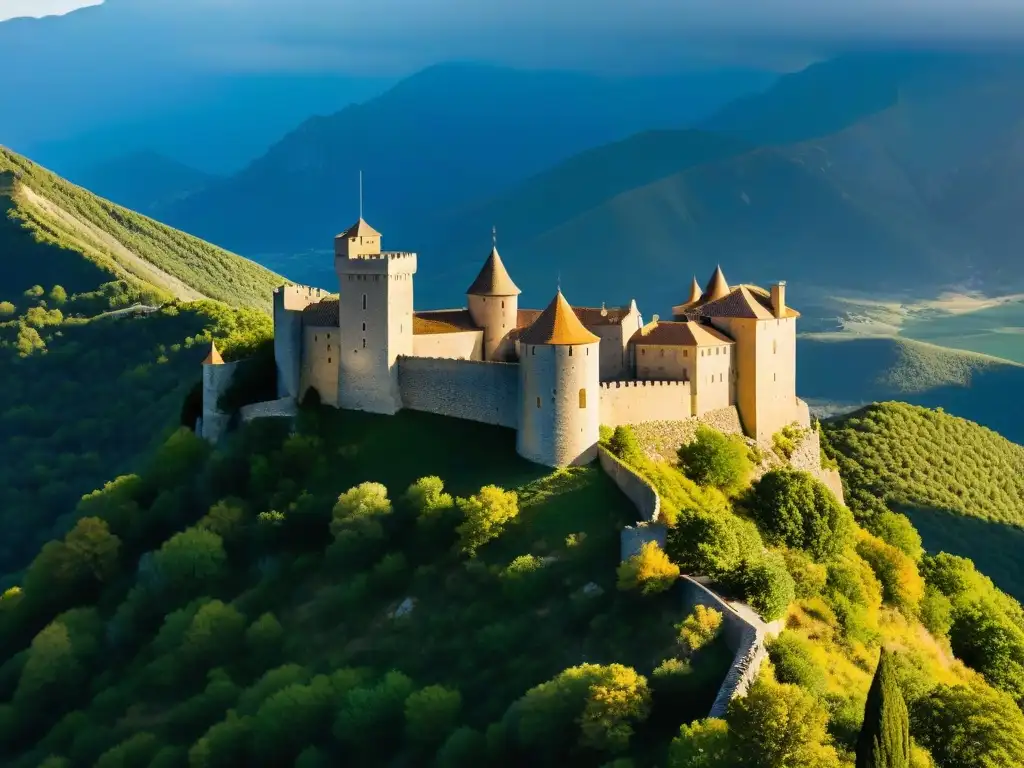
<box><xmin>455</xmin><ymin>485</ymin><xmax>519</xmax><ymax>556</ymax></box>
<box><xmin>677</xmin><ymin>426</ymin><xmax>752</xmax><ymax>495</ymax></box>
<box><xmin>856</xmin><ymin>533</ymin><xmax>925</xmax><ymax>617</ymax></box>
<box><xmin>677</xmin><ymin>606</ymin><xmax>724</xmax><ymax>656</ymax></box>
<box><xmin>668</xmin><ymin>717</ymin><xmax>730</xmax><ymax>768</ymax></box>
<box><xmin>609</xmin><ymin>426</ymin><xmax>644</xmax><ymax>465</ymax></box>
<box><xmin>0</xmin><ymin>301</ymin><xmax>15</xmax><ymax>316</ymax></box>
<box><xmin>617</xmin><ymin>542</ymin><xmax>680</xmax><ymax>595</ymax></box>
<box><xmin>667</xmin><ymin>509</ymin><xmax>764</xmax><ymax>577</ymax></box>
<box><xmin>919</xmin><ymin>587</ymin><xmax>953</xmax><ymax>640</ymax></box>
<box><xmin>747</xmin><ymin>469</ymin><xmax>854</xmax><ymax>561</ymax></box>
<box><xmin>781</xmin><ymin>549</ymin><xmax>828</xmax><ymax>599</ymax></box>
<box><xmin>866</xmin><ymin>511</ymin><xmax>924</xmax><ymax>562</ymax></box>
<box><xmin>739</xmin><ymin>554</ymin><xmax>795</xmax><ymax>622</ymax></box>
<box><xmin>767</xmin><ymin>632</ymin><xmax>826</xmax><ymax>695</ymax></box>
<box><xmin>404</xmin><ymin>685</ymin><xmax>462</xmax><ymax>746</ymax></box>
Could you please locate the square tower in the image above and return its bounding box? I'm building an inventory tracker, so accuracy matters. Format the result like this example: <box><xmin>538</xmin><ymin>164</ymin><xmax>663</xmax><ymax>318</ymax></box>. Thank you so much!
<box><xmin>334</xmin><ymin>218</ymin><xmax>418</xmax><ymax>414</ymax></box>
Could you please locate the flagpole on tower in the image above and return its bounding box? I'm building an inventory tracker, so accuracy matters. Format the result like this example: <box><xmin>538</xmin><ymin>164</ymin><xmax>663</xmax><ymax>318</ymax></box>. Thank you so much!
<box><xmin>359</xmin><ymin>170</ymin><xmax>363</xmax><ymax>220</ymax></box>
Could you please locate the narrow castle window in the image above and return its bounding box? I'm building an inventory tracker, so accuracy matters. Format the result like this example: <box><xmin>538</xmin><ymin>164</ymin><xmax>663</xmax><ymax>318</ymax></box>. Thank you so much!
<box><xmin>536</xmin><ymin>397</ymin><xmax>541</xmax><ymax>409</ymax></box>
<box><xmin>684</xmin><ymin>350</ymin><xmax>689</xmax><ymax>358</ymax></box>
<box><xmin>569</xmin><ymin>347</ymin><xmax>573</xmax><ymax>357</ymax></box>
<box><xmin>501</xmin><ymin>300</ymin><xmax>505</xmax><ymax>308</ymax></box>
<box><xmin>531</xmin><ymin>347</ymin><xmax>536</xmax><ymax>356</ymax></box>
<box><xmin>773</xmin><ymin>340</ymin><xmax>778</xmax><ymax>354</ymax></box>
<box><xmin>579</xmin><ymin>388</ymin><xmax>587</xmax><ymax>408</ymax></box>
<box><xmin>328</xmin><ymin>357</ymin><xmax>331</xmax><ymax>364</ymax></box>
<box><xmin>362</xmin><ymin>294</ymin><xmax>367</xmax><ymax>310</ymax></box>
<box><xmin>314</xmin><ymin>334</ymin><xmax>318</xmax><ymax>342</ymax></box>
<box><xmin>362</xmin><ymin>323</ymin><xmax>366</xmax><ymax>331</ymax></box>
<box><xmin>362</xmin><ymin>339</ymin><xmax>366</xmax><ymax>349</ymax></box>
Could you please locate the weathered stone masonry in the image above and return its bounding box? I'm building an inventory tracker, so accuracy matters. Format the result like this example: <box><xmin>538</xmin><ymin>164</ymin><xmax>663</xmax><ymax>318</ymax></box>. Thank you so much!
<box><xmin>397</xmin><ymin>356</ymin><xmax>519</xmax><ymax>429</ymax></box>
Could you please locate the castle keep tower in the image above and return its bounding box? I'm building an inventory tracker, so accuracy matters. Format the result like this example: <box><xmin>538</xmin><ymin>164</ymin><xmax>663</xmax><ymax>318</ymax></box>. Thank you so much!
<box><xmin>517</xmin><ymin>290</ymin><xmax>601</xmax><ymax>467</ymax></box>
<box><xmin>334</xmin><ymin>218</ymin><xmax>417</xmax><ymax>414</ymax></box>
<box><xmin>200</xmin><ymin>341</ymin><xmax>234</xmax><ymax>443</ymax></box>
<box><xmin>466</xmin><ymin>241</ymin><xmax>520</xmax><ymax>361</ymax></box>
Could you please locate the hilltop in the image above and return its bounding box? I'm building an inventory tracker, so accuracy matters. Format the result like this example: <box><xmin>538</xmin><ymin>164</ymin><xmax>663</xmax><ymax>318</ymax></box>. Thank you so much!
<box><xmin>0</xmin><ymin>147</ymin><xmax>281</xmax><ymax>576</ymax></box>
<box><xmin>798</xmin><ymin>335</ymin><xmax>1024</xmax><ymax>443</ymax></box>
<box><xmin>3</xmin><ymin>401</ymin><xmax>1024</xmax><ymax>766</ymax></box>
<box><xmin>0</xmin><ymin>147</ymin><xmax>283</xmax><ymax>312</ymax></box>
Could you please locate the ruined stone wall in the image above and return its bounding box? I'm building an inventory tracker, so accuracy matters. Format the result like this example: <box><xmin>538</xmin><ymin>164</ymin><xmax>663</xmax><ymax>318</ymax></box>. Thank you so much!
<box><xmin>598</xmin><ymin>380</ymin><xmax>692</xmax><ymax>429</ymax></box>
<box><xmin>397</xmin><ymin>356</ymin><xmax>519</xmax><ymax>428</ymax></box>
<box><xmin>679</xmin><ymin>576</ymin><xmax>770</xmax><ymax>718</ymax></box>
<box><xmin>239</xmin><ymin>397</ymin><xmax>298</xmax><ymax>423</ymax></box>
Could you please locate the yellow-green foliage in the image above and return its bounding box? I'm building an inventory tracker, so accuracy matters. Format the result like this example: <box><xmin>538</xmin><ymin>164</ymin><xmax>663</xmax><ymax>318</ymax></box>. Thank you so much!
<box><xmin>1</xmin><ymin>148</ymin><xmax>284</xmax><ymax>311</ymax></box>
<box><xmin>455</xmin><ymin>485</ymin><xmax>520</xmax><ymax>556</ymax></box>
<box><xmin>617</xmin><ymin>541</ymin><xmax>680</xmax><ymax>595</ymax></box>
<box><xmin>823</xmin><ymin>402</ymin><xmax>1024</xmax><ymax>527</ymax></box>
<box><xmin>677</xmin><ymin>605</ymin><xmax>724</xmax><ymax>656</ymax></box>
<box><xmin>856</xmin><ymin>531</ymin><xmax>926</xmax><ymax>618</ymax></box>
<box><xmin>771</xmin><ymin>423</ymin><xmax>807</xmax><ymax>460</ymax></box>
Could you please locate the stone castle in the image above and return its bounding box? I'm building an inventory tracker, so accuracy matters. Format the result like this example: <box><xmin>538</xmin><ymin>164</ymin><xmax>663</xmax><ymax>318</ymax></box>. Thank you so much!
<box><xmin>203</xmin><ymin>216</ymin><xmax>811</xmax><ymax>467</ymax></box>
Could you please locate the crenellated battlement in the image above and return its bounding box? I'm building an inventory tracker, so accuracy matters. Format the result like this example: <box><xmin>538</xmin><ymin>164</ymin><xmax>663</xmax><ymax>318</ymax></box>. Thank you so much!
<box><xmin>275</xmin><ymin>283</ymin><xmax>332</xmax><ymax>312</ymax></box>
<box><xmin>600</xmin><ymin>379</ymin><xmax>689</xmax><ymax>390</ymax></box>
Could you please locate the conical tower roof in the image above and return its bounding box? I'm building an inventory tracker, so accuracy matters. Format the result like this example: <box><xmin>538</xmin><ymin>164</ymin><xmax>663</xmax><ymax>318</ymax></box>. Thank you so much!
<box><xmin>519</xmin><ymin>290</ymin><xmax>600</xmax><ymax>346</ymax></box>
<box><xmin>703</xmin><ymin>265</ymin><xmax>730</xmax><ymax>303</ymax></box>
<box><xmin>203</xmin><ymin>340</ymin><xmax>224</xmax><ymax>365</ymax></box>
<box><xmin>339</xmin><ymin>217</ymin><xmax>381</xmax><ymax>239</ymax></box>
<box><xmin>467</xmin><ymin>246</ymin><xmax>521</xmax><ymax>296</ymax></box>
<box><xmin>687</xmin><ymin>275</ymin><xmax>702</xmax><ymax>304</ymax></box>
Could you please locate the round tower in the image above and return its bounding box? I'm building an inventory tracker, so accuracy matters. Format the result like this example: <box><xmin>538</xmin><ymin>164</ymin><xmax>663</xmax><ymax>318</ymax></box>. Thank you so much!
<box><xmin>200</xmin><ymin>340</ymin><xmax>234</xmax><ymax>443</ymax></box>
<box><xmin>466</xmin><ymin>241</ymin><xmax>520</xmax><ymax>362</ymax></box>
<box><xmin>516</xmin><ymin>290</ymin><xmax>601</xmax><ymax>468</ymax></box>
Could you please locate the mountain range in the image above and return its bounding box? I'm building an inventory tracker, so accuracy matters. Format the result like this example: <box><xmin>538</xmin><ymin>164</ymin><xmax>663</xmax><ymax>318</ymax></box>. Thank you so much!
<box><xmin>128</xmin><ymin>51</ymin><xmax>1024</xmax><ymax>314</ymax></box>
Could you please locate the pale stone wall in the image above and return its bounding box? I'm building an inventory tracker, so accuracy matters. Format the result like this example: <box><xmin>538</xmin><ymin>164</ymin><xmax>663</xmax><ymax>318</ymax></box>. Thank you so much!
<box><xmin>397</xmin><ymin>356</ymin><xmax>519</xmax><ymax>428</ymax></box>
<box><xmin>412</xmin><ymin>330</ymin><xmax>483</xmax><ymax>361</ymax></box>
<box><xmin>693</xmin><ymin>343</ymin><xmax>734</xmax><ymax>415</ymax></box>
<box><xmin>598</xmin><ymin>445</ymin><xmax>661</xmax><ymax>523</ymax></box>
<box><xmin>201</xmin><ymin>360</ymin><xmax>241</xmax><ymax>443</ymax></box>
<box><xmin>786</xmin><ymin>427</ymin><xmax>846</xmax><ymax>505</ymax></box>
<box><xmin>239</xmin><ymin>397</ymin><xmax>298</xmax><ymax>423</ymax></box>
<box><xmin>300</xmin><ymin>325</ymin><xmax>340</xmax><ymax>406</ymax></box>
<box><xmin>629</xmin><ymin>407</ymin><xmax>745</xmax><ymax>461</ymax></box>
<box><xmin>598</xmin><ymin>380</ymin><xmax>692</xmax><ymax>428</ymax></box>
<box><xmin>273</xmin><ymin>285</ymin><xmax>330</xmax><ymax>400</ymax></box>
<box><xmin>468</xmin><ymin>294</ymin><xmax>518</xmax><ymax>361</ymax></box>
<box><xmin>336</xmin><ymin>252</ymin><xmax>417</xmax><ymax>415</ymax></box>
<box><xmin>518</xmin><ymin>342</ymin><xmax>601</xmax><ymax>467</ymax></box>
<box><xmin>679</xmin><ymin>576</ymin><xmax>772</xmax><ymax>717</ymax></box>
<box><xmin>636</xmin><ymin>343</ymin><xmax>693</xmax><ymax>382</ymax></box>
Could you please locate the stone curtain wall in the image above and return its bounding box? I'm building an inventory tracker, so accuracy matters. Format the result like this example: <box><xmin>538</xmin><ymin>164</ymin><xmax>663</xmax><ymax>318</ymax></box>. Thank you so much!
<box><xmin>598</xmin><ymin>380</ymin><xmax>692</xmax><ymax>428</ymax></box>
<box><xmin>239</xmin><ymin>397</ymin><xmax>298</xmax><ymax>423</ymax></box>
<box><xmin>630</xmin><ymin>406</ymin><xmax>745</xmax><ymax>462</ymax></box>
<box><xmin>397</xmin><ymin>356</ymin><xmax>519</xmax><ymax>428</ymax></box>
<box><xmin>598</xmin><ymin>446</ymin><xmax>660</xmax><ymax>523</ymax></box>
<box><xmin>679</xmin><ymin>576</ymin><xmax>771</xmax><ymax>718</ymax></box>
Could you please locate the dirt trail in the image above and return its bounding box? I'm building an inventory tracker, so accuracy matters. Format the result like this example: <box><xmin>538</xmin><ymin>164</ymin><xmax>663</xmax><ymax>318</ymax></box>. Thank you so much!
<box><xmin>18</xmin><ymin>185</ymin><xmax>206</xmax><ymax>302</ymax></box>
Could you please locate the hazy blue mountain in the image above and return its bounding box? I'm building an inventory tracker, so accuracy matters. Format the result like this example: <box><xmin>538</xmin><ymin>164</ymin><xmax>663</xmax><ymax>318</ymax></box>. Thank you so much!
<box><xmin>161</xmin><ymin>62</ymin><xmax>778</xmax><ymax>257</ymax></box>
<box><xmin>69</xmin><ymin>151</ymin><xmax>218</xmax><ymax>214</ymax></box>
<box><xmin>1</xmin><ymin>6</ymin><xmax>393</xmax><ymax>175</ymax></box>
<box><xmin>409</xmin><ymin>52</ymin><xmax>1024</xmax><ymax>312</ymax></box>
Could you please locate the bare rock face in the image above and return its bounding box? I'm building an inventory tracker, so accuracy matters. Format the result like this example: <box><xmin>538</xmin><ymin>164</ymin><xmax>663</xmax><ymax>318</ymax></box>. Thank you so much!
<box><xmin>390</xmin><ymin>597</ymin><xmax>416</xmax><ymax>619</ymax></box>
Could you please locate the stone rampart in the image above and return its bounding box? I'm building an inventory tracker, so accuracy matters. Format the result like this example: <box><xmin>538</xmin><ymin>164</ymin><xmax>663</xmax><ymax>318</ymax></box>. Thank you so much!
<box><xmin>397</xmin><ymin>356</ymin><xmax>518</xmax><ymax>428</ymax></box>
<box><xmin>679</xmin><ymin>576</ymin><xmax>769</xmax><ymax>717</ymax></box>
<box><xmin>598</xmin><ymin>379</ymin><xmax>691</xmax><ymax>428</ymax></box>
<box><xmin>239</xmin><ymin>397</ymin><xmax>298</xmax><ymax>423</ymax></box>
<box><xmin>598</xmin><ymin>445</ymin><xmax>660</xmax><ymax>524</ymax></box>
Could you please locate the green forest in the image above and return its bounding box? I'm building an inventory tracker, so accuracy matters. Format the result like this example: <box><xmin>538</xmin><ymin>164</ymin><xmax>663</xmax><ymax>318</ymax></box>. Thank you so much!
<box><xmin>1</xmin><ymin>402</ymin><xmax>1023</xmax><ymax>766</ymax></box>
<box><xmin>821</xmin><ymin>402</ymin><xmax>1024</xmax><ymax>601</ymax></box>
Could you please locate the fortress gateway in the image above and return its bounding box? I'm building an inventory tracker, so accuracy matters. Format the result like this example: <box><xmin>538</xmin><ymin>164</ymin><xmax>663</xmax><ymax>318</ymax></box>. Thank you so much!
<box><xmin>221</xmin><ymin>217</ymin><xmax>810</xmax><ymax>468</ymax></box>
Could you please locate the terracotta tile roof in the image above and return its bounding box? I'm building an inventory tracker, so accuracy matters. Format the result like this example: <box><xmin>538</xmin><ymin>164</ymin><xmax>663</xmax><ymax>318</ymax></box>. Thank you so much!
<box><xmin>630</xmin><ymin>321</ymin><xmax>734</xmax><ymax>347</ymax></box>
<box><xmin>744</xmin><ymin>284</ymin><xmax>801</xmax><ymax>318</ymax></box>
<box><xmin>302</xmin><ymin>298</ymin><xmax>340</xmax><ymax>327</ymax></box>
<box><xmin>413</xmin><ymin>309</ymin><xmax>481</xmax><ymax>335</ymax></box>
<box><xmin>516</xmin><ymin>309</ymin><xmax>543</xmax><ymax>328</ymax></box>
<box><xmin>573</xmin><ymin>303</ymin><xmax>635</xmax><ymax>327</ymax></box>
<box><xmin>518</xmin><ymin>291</ymin><xmax>600</xmax><ymax>346</ymax></box>
<box><xmin>702</xmin><ymin>266</ymin><xmax>730</xmax><ymax>302</ymax></box>
<box><xmin>338</xmin><ymin>217</ymin><xmax>381</xmax><ymax>239</ymax></box>
<box><xmin>679</xmin><ymin>284</ymin><xmax>799</xmax><ymax>321</ymax></box>
<box><xmin>203</xmin><ymin>340</ymin><xmax>224</xmax><ymax>365</ymax></box>
<box><xmin>466</xmin><ymin>247</ymin><xmax>521</xmax><ymax>296</ymax></box>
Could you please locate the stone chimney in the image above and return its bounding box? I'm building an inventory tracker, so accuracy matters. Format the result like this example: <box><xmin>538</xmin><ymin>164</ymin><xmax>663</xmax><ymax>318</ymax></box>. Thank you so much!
<box><xmin>771</xmin><ymin>281</ymin><xmax>786</xmax><ymax>319</ymax></box>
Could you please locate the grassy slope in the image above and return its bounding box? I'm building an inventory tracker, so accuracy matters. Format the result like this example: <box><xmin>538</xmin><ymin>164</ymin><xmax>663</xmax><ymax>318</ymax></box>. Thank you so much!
<box><xmin>0</xmin><ymin>147</ymin><xmax>282</xmax><ymax>577</ymax></box>
<box><xmin>0</xmin><ymin>147</ymin><xmax>284</xmax><ymax>312</ymax></box>
<box><xmin>822</xmin><ymin>401</ymin><xmax>1024</xmax><ymax>599</ymax></box>
<box><xmin>798</xmin><ymin>335</ymin><xmax>1024</xmax><ymax>444</ymax></box>
<box><xmin>0</xmin><ymin>409</ymin><xmax>728</xmax><ymax>768</ymax></box>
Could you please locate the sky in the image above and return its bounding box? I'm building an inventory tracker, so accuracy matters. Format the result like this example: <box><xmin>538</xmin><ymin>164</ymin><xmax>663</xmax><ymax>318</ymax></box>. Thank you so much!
<box><xmin>3</xmin><ymin>0</ymin><xmax>1024</xmax><ymax>73</ymax></box>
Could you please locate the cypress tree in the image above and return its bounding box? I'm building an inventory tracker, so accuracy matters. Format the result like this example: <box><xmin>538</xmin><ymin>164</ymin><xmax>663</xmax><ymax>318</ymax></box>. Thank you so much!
<box><xmin>856</xmin><ymin>648</ymin><xmax>910</xmax><ymax>768</ymax></box>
